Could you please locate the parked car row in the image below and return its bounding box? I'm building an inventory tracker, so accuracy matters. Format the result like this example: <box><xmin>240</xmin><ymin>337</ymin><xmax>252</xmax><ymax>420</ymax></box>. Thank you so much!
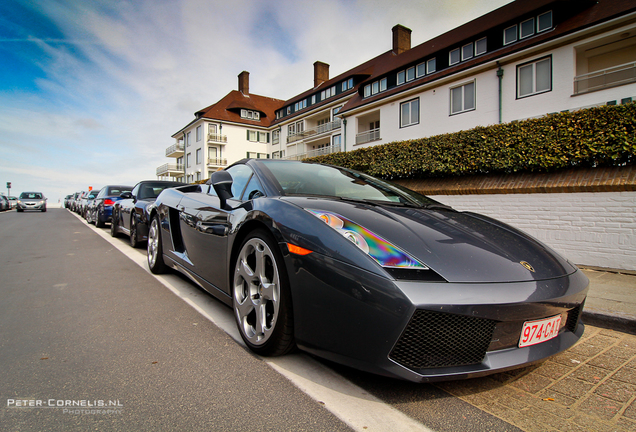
<box><xmin>1</xmin><ymin>195</ymin><xmax>23</xmax><ymax>211</ymax></box>
<box><xmin>66</xmin><ymin>181</ymin><xmax>183</xmax><ymax>248</ymax></box>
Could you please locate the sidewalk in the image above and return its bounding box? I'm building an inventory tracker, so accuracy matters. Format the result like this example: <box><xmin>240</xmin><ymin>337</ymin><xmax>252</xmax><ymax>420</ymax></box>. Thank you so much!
<box><xmin>580</xmin><ymin>268</ymin><xmax>636</xmax><ymax>335</ymax></box>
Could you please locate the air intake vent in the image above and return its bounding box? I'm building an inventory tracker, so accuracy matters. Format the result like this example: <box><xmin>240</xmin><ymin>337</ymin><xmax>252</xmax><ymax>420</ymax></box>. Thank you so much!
<box><xmin>390</xmin><ymin>309</ymin><xmax>497</xmax><ymax>369</ymax></box>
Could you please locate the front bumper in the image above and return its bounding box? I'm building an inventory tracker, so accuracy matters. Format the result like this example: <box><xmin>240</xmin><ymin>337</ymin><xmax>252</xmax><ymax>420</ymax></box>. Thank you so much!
<box><xmin>17</xmin><ymin>201</ymin><xmax>46</xmax><ymax>210</ymax></box>
<box><xmin>286</xmin><ymin>252</ymin><xmax>589</xmax><ymax>382</ymax></box>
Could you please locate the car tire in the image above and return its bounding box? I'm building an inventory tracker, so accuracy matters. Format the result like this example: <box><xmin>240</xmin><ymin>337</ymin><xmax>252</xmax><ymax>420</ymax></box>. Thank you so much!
<box><xmin>130</xmin><ymin>216</ymin><xmax>139</xmax><ymax>248</ymax></box>
<box><xmin>232</xmin><ymin>229</ymin><xmax>295</xmax><ymax>356</ymax></box>
<box><xmin>95</xmin><ymin>212</ymin><xmax>105</xmax><ymax>228</ymax></box>
<box><xmin>110</xmin><ymin>213</ymin><xmax>119</xmax><ymax>237</ymax></box>
<box><xmin>147</xmin><ymin>215</ymin><xmax>167</xmax><ymax>274</ymax></box>
<box><xmin>17</xmin><ymin>208</ymin><xmax>23</xmax><ymax>212</ymax></box>
<box><xmin>42</xmin><ymin>207</ymin><xmax>46</xmax><ymax>212</ymax></box>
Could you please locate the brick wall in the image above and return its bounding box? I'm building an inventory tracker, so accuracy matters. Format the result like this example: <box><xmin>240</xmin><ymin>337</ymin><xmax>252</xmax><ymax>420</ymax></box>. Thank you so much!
<box><xmin>394</xmin><ymin>166</ymin><xmax>636</xmax><ymax>271</ymax></box>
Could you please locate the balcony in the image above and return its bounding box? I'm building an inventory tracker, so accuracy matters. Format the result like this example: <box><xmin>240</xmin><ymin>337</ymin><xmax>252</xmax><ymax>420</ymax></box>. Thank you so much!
<box><xmin>207</xmin><ymin>158</ymin><xmax>228</xmax><ymax>168</ymax></box>
<box><xmin>165</xmin><ymin>142</ymin><xmax>185</xmax><ymax>158</ymax></box>
<box><xmin>355</xmin><ymin>128</ymin><xmax>381</xmax><ymax>145</ymax></box>
<box><xmin>574</xmin><ymin>62</ymin><xmax>636</xmax><ymax>95</ymax></box>
<box><xmin>208</xmin><ymin>133</ymin><xmax>228</xmax><ymax>144</ymax></box>
<box><xmin>284</xmin><ymin>144</ymin><xmax>341</xmax><ymax>161</ymax></box>
<box><xmin>156</xmin><ymin>163</ymin><xmax>184</xmax><ymax>177</ymax></box>
<box><xmin>287</xmin><ymin>119</ymin><xmax>341</xmax><ymax>144</ymax></box>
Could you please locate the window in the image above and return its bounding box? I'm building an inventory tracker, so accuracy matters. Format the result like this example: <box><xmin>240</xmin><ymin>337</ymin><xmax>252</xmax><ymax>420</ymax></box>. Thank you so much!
<box><xmin>272</xmin><ymin>130</ymin><xmax>280</xmax><ymax>144</ymax></box>
<box><xmin>449</xmin><ymin>48</ymin><xmax>460</xmax><ymax>65</ymax></box>
<box><xmin>208</xmin><ymin>124</ymin><xmax>217</xmax><ymax>134</ymax></box>
<box><xmin>461</xmin><ymin>43</ymin><xmax>474</xmax><ymax>61</ymax></box>
<box><xmin>364</xmin><ymin>85</ymin><xmax>371</xmax><ymax>97</ymax></box>
<box><xmin>416</xmin><ymin>62</ymin><xmax>426</xmax><ymax>77</ymax></box>
<box><xmin>186</xmin><ymin>131</ymin><xmax>191</xmax><ymax>147</ymax></box>
<box><xmin>288</xmin><ymin>123</ymin><xmax>295</xmax><ymax>136</ymax></box>
<box><xmin>258</xmin><ymin>132</ymin><xmax>268</xmax><ymax>143</ymax></box>
<box><xmin>242</xmin><ymin>175</ymin><xmax>265</xmax><ymax>201</ymax></box>
<box><xmin>372</xmin><ymin>81</ymin><xmax>379</xmax><ymax>94</ymax></box>
<box><xmin>504</xmin><ymin>25</ymin><xmax>517</xmax><ymax>45</ymax></box>
<box><xmin>475</xmin><ymin>38</ymin><xmax>487</xmax><ymax>56</ymax></box>
<box><xmin>520</xmin><ymin>18</ymin><xmax>535</xmax><ymax>39</ymax></box>
<box><xmin>332</xmin><ymin>106</ymin><xmax>341</xmax><ymax>116</ymax></box>
<box><xmin>363</xmin><ymin>78</ymin><xmax>387</xmax><ymax>98</ymax></box>
<box><xmin>311</xmin><ymin>95</ymin><xmax>316</xmax><ymax>104</ymax></box>
<box><xmin>537</xmin><ymin>11</ymin><xmax>552</xmax><ymax>33</ymax></box>
<box><xmin>186</xmin><ymin>153</ymin><xmax>191</xmax><ymax>168</ymax></box>
<box><xmin>427</xmin><ymin>58</ymin><xmax>436</xmax><ymax>74</ymax></box>
<box><xmin>287</xmin><ymin>106</ymin><xmax>291</xmax><ymax>115</ymax></box>
<box><xmin>196</xmin><ymin>125</ymin><xmax>202</xmax><ymax>141</ymax></box>
<box><xmin>208</xmin><ymin>147</ymin><xmax>217</xmax><ymax>160</ymax></box>
<box><xmin>397</xmin><ymin>70</ymin><xmax>405</xmax><ymax>85</ymax></box>
<box><xmin>196</xmin><ymin>148</ymin><xmax>201</xmax><ymax>164</ymax></box>
<box><xmin>406</xmin><ymin>66</ymin><xmax>415</xmax><ymax>81</ymax></box>
<box><xmin>379</xmin><ymin>77</ymin><xmax>387</xmax><ymax>91</ymax></box>
<box><xmin>332</xmin><ymin>134</ymin><xmax>341</xmax><ymax>147</ymax></box>
<box><xmin>517</xmin><ymin>56</ymin><xmax>551</xmax><ymax>98</ymax></box>
<box><xmin>294</xmin><ymin>100</ymin><xmax>307</xmax><ymax>111</ymax></box>
<box><xmin>342</xmin><ymin>78</ymin><xmax>354</xmax><ymax>91</ymax></box>
<box><xmin>450</xmin><ymin>81</ymin><xmax>476</xmax><ymax>115</ymax></box>
<box><xmin>196</xmin><ymin>172</ymin><xmax>201</xmax><ymax>182</ymax></box>
<box><xmin>247</xmin><ymin>130</ymin><xmax>258</xmax><ymax>141</ymax></box>
<box><xmin>400</xmin><ymin>98</ymin><xmax>419</xmax><ymax>128</ymax></box>
<box><xmin>320</xmin><ymin>86</ymin><xmax>337</xmax><ymax>100</ymax></box>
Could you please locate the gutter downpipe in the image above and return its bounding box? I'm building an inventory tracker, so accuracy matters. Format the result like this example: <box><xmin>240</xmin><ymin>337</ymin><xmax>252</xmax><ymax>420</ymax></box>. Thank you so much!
<box><xmin>497</xmin><ymin>62</ymin><xmax>504</xmax><ymax>124</ymax></box>
<box><xmin>182</xmin><ymin>131</ymin><xmax>187</xmax><ymax>182</ymax></box>
<box><xmin>342</xmin><ymin>117</ymin><xmax>347</xmax><ymax>153</ymax></box>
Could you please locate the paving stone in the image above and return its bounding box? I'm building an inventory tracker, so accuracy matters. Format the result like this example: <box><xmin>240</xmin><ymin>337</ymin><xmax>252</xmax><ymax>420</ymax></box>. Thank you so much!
<box><xmin>605</xmin><ymin>346</ymin><xmax>636</xmax><ymax>360</ymax></box>
<box><xmin>572</xmin><ymin>412</ymin><xmax>626</xmax><ymax>432</ymax></box>
<box><xmin>509</xmin><ymin>372</ymin><xmax>554</xmax><ymax>394</ymax></box>
<box><xmin>570</xmin><ymin>364</ymin><xmax>610</xmax><ymax>384</ymax></box>
<box><xmin>594</xmin><ymin>379</ymin><xmax>636</xmax><ymax>402</ymax></box>
<box><xmin>550</xmin><ymin>351</ymin><xmax>588</xmax><ymax>367</ymax></box>
<box><xmin>586</xmin><ymin>334</ymin><xmax>621</xmax><ymax>349</ymax></box>
<box><xmin>598</xmin><ymin>329</ymin><xmax>623</xmax><ymax>339</ymax></box>
<box><xmin>622</xmin><ymin>398</ymin><xmax>636</xmax><ymax>421</ymax></box>
<box><xmin>569</xmin><ymin>341</ymin><xmax>606</xmax><ymax>357</ymax></box>
<box><xmin>615</xmin><ymin>418</ymin><xmax>636</xmax><ymax>432</ymax></box>
<box><xmin>612</xmin><ymin>368</ymin><xmax>636</xmax><ymax>385</ymax></box>
<box><xmin>589</xmin><ymin>353</ymin><xmax>630</xmax><ymax>370</ymax></box>
<box><xmin>550</xmin><ymin>377</ymin><xmax>595</xmax><ymax>399</ymax></box>
<box><xmin>577</xmin><ymin>394</ymin><xmax>623</xmax><ymax>421</ymax></box>
<box><xmin>625</xmin><ymin>358</ymin><xmax>636</xmax><ymax>368</ymax></box>
<box><xmin>534</xmin><ymin>361</ymin><xmax>574</xmax><ymax>380</ymax></box>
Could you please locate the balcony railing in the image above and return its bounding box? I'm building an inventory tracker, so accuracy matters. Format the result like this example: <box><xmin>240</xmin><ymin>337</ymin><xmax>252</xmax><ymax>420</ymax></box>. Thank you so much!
<box><xmin>355</xmin><ymin>128</ymin><xmax>380</xmax><ymax>145</ymax></box>
<box><xmin>286</xmin><ymin>119</ymin><xmax>341</xmax><ymax>143</ymax></box>
<box><xmin>284</xmin><ymin>144</ymin><xmax>341</xmax><ymax>161</ymax></box>
<box><xmin>208</xmin><ymin>133</ymin><xmax>228</xmax><ymax>143</ymax></box>
<box><xmin>574</xmin><ymin>62</ymin><xmax>636</xmax><ymax>95</ymax></box>
<box><xmin>207</xmin><ymin>158</ymin><xmax>228</xmax><ymax>167</ymax></box>
<box><xmin>165</xmin><ymin>142</ymin><xmax>185</xmax><ymax>157</ymax></box>
<box><xmin>156</xmin><ymin>163</ymin><xmax>184</xmax><ymax>176</ymax></box>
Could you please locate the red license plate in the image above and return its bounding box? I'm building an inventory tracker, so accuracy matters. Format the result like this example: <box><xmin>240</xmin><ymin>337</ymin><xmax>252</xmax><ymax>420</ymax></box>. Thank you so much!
<box><xmin>519</xmin><ymin>315</ymin><xmax>562</xmax><ymax>348</ymax></box>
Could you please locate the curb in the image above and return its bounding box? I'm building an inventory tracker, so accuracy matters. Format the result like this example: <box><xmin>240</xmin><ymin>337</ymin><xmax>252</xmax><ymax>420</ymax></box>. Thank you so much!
<box><xmin>581</xmin><ymin>309</ymin><xmax>636</xmax><ymax>335</ymax></box>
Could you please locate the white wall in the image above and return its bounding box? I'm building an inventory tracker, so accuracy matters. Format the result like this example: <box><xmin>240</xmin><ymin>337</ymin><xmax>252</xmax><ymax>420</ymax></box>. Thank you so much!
<box><xmin>432</xmin><ymin>192</ymin><xmax>636</xmax><ymax>271</ymax></box>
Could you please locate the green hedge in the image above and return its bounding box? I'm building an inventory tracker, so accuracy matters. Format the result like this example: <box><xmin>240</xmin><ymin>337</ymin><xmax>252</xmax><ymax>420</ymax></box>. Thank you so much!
<box><xmin>307</xmin><ymin>103</ymin><xmax>636</xmax><ymax>179</ymax></box>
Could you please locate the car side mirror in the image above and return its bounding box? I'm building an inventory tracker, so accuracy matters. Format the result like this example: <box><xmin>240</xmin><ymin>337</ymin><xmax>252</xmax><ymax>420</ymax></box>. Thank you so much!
<box><xmin>208</xmin><ymin>171</ymin><xmax>233</xmax><ymax>210</ymax></box>
<box><xmin>120</xmin><ymin>192</ymin><xmax>133</xmax><ymax>199</ymax></box>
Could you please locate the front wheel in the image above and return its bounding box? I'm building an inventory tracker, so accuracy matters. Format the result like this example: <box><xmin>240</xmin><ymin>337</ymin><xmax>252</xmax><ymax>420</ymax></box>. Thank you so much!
<box><xmin>110</xmin><ymin>213</ymin><xmax>119</xmax><ymax>237</ymax></box>
<box><xmin>233</xmin><ymin>229</ymin><xmax>295</xmax><ymax>356</ymax></box>
<box><xmin>147</xmin><ymin>215</ymin><xmax>166</xmax><ymax>274</ymax></box>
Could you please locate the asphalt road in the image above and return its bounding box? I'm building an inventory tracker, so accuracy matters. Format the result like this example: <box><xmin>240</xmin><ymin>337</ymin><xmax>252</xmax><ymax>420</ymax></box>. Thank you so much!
<box><xmin>0</xmin><ymin>208</ymin><xmax>523</xmax><ymax>432</ymax></box>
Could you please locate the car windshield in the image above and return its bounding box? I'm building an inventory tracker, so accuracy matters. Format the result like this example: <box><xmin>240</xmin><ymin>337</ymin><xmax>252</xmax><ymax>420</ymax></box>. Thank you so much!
<box><xmin>260</xmin><ymin>161</ymin><xmax>438</xmax><ymax>207</ymax></box>
<box><xmin>20</xmin><ymin>193</ymin><xmax>43</xmax><ymax>199</ymax></box>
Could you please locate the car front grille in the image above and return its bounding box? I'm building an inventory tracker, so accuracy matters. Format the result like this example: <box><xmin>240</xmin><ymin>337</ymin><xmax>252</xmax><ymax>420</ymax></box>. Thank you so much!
<box><xmin>389</xmin><ymin>309</ymin><xmax>497</xmax><ymax>370</ymax></box>
<box><xmin>566</xmin><ymin>301</ymin><xmax>584</xmax><ymax>333</ymax></box>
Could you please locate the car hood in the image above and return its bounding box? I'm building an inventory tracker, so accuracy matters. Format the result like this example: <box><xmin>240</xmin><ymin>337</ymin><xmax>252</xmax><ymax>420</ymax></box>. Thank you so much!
<box><xmin>19</xmin><ymin>198</ymin><xmax>45</xmax><ymax>203</ymax></box>
<box><xmin>282</xmin><ymin>197</ymin><xmax>576</xmax><ymax>283</ymax></box>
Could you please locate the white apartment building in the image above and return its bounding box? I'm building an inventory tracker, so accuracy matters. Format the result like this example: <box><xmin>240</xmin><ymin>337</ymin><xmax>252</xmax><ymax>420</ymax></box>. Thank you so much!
<box><xmin>160</xmin><ymin>0</ymin><xmax>636</xmax><ymax>181</ymax></box>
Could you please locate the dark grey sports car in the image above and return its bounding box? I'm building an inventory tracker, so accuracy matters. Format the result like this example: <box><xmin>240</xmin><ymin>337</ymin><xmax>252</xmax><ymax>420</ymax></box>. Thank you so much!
<box><xmin>147</xmin><ymin>159</ymin><xmax>588</xmax><ymax>382</ymax></box>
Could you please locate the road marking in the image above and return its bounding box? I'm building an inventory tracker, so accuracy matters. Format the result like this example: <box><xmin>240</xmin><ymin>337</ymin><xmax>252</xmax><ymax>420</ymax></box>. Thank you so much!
<box><xmin>72</xmin><ymin>211</ymin><xmax>434</xmax><ymax>432</ymax></box>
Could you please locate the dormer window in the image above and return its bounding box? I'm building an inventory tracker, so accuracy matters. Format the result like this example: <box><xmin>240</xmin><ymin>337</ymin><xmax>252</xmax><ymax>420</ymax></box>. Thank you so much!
<box><xmin>537</xmin><ymin>11</ymin><xmax>552</xmax><ymax>33</ymax></box>
<box><xmin>520</xmin><ymin>18</ymin><xmax>535</xmax><ymax>39</ymax></box>
<box><xmin>241</xmin><ymin>109</ymin><xmax>260</xmax><ymax>120</ymax></box>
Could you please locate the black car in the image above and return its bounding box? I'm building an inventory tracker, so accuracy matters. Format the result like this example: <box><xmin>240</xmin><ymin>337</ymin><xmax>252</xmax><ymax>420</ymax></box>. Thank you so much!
<box><xmin>87</xmin><ymin>184</ymin><xmax>133</xmax><ymax>227</ymax></box>
<box><xmin>146</xmin><ymin>159</ymin><xmax>589</xmax><ymax>382</ymax></box>
<box><xmin>111</xmin><ymin>180</ymin><xmax>184</xmax><ymax>248</ymax></box>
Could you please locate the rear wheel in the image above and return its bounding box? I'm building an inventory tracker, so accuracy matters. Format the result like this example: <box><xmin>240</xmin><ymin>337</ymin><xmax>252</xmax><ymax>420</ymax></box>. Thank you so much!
<box><xmin>233</xmin><ymin>229</ymin><xmax>295</xmax><ymax>356</ymax></box>
<box><xmin>130</xmin><ymin>216</ymin><xmax>139</xmax><ymax>248</ymax></box>
<box><xmin>147</xmin><ymin>215</ymin><xmax>166</xmax><ymax>274</ymax></box>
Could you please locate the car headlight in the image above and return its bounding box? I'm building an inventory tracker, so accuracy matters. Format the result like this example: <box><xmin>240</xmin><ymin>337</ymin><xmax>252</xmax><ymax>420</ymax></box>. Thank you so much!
<box><xmin>308</xmin><ymin>209</ymin><xmax>428</xmax><ymax>270</ymax></box>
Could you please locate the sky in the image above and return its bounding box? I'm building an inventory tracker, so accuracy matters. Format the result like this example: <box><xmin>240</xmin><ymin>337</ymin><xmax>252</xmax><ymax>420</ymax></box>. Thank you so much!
<box><xmin>0</xmin><ymin>0</ymin><xmax>512</xmax><ymax>204</ymax></box>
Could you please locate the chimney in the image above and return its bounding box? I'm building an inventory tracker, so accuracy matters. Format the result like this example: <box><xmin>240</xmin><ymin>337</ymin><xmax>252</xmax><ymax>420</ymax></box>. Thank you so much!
<box><xmin>314</xmin><ymin>61</ymin><xmax>329</xmax><ymax>88</ymax></box>
<box><xmin>238</xmin><ymin>71</ymin><xmax>249</xmax><ymax>95</ymax></box>
<box><xmin>392</xmin><ymin>24</ymin><xmax>412</xmax><ymax>55</ymax></box>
